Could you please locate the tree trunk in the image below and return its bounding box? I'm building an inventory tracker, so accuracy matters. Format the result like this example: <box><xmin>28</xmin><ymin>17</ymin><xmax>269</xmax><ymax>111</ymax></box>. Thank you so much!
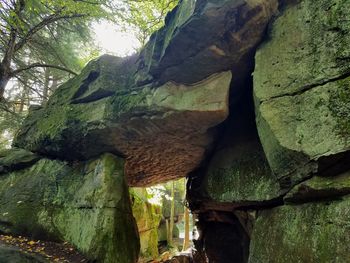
<box><xmin>168</xmin><ymin>181</ymin><xmax>175</xmax><ymax>247</ymax></box>
<box><xmin>182</xmin><ymin>178</ymin><xmax>190</xmax><ymax>251</ymax></box>
<box><xmin>18</xmin><ymin>84</ymin><xmax>26</xmax><ymax>113</ymax></box>
<box><xmin>18</xmin><ymin>75</ymin><xmax>29</xmax><ymax>113</ymax></box>
<box><xmin>50</xmin><ymin>78</ymin><xmax>58</xmax><ymax>93</ymax></box>
<box><xmin>42</xmin><ymin>68</ymin><xmax>50</xmax><ymax>105</ymax></box>
<box><xmin>166</xmin><ymin>219</ymin><xmax>170</xmax><ymax>244</ymax></box>
<box><xmin>182</xmin><ymin>206</ymin><xmax>190</xmax><ymax>251</ymax></box>
<box><xmin>0</xmin><ymin>67</ymin><xmax>10</xmax><ymax>100</ymax></box>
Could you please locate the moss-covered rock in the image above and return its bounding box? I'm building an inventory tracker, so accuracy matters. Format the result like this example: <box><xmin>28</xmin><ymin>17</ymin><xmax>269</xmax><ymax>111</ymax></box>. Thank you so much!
<box><xmin>249</xmin><ymin>196</ymin><xmax>350</xmax><ymax>263</ymax></box>
<box><xmin>198</xmin><ymin>91</ymin><xmax>280</xmax><ymax>208</ymax></box>
<box><xmin>11</xmin><ymin>1</ymin><xmax>279</xmax><ymax>188</ymax></box>
<box><xmin>13</xmin><ymin>54</ymin><xmax>232</xmax><ymax>186</ymax></box>
<box><xmin>0</xmin><ymin>153</ymin><xmax>139</xmax><ymax>263</ymax></box>
<box><xmin>254</xmin><ymin>0</ymin><xmax>350</xmax><ymax>189</ymax></box>
<box><xmin>0</xmin><ymin>148</ymin><xmax>40</xmax><ymax>174</ymax></box>
<box><xmin>130</xmin><ymin>188</ymin><xmax>161</xmax><ymax>261</ymax></box>
<box><xmin>284</xmin><ymin>171</ymin><xmax>350</xmax><ymax>203</ymax></box>
<box><xmin>137</xmin><ymin>0</ymin><xmax>278</xmax><ymax>85</ymax></box>
<box><xmin>13</xmin><ymin>55</ymin><xmax>137</xmax><ymax>160</ymax></box>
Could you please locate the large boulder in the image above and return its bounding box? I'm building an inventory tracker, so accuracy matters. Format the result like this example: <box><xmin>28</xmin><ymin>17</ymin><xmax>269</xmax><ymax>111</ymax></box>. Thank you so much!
<box><xmin>254</xmin><ymin>0</ymin><xmax>350</xmax><ymax>190</ymax></box>
<box><xmin>14</xmin><ymin>55</ymin><xmax>231</xmax><ymax>186</ymax></box>
<box><xmin>0</xmin><ymin>148</ymin><xmax>40</xmax><ymax>174</ymax></box>
<box><xmin>136</xmin><ymin>0</ymin><xmax>278</xmax><ymax>85</ymax></box>
<box><xmin>190</xmin><ymin>90</ymin><xmax>280</xmax><ymax>211</ymax></box>
<box><xmin>0</xmin><ymin>153</ymin><xmax>139</xmax><ymax>263</ymax></box>
<box><xmin>284</xmin><ymin>170</ymin><xmax>350</xmax><ymax>203</ymax></box>
<box><xmin>249</xmin><ymin>195</ymin><xmax>350</xmax><ymax>263</ymax></box>
<box><xmin>13</xmin><ymin>0</ymin><xmax>278</xmax><ymax>187</ymax></box>
<box><xmin>130</xmin><ymin>188</ymin><xmax>161</xmax><ymax>261</ymax></box>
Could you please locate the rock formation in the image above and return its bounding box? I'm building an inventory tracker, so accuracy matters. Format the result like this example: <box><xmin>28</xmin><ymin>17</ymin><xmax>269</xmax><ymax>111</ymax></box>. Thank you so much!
<box><xmin>1</xmin><ymin>0</ymin><xmax>350</xmax><ymax>262</ymax></box>
<box><xmin>130</xmin><ymin>188</ymin><xmax>161</xmax><ymax>261</ymax></box>
<box><xmin>188</xmin><ymin>0</ymin><xmax>350</xmax><ymax>262</ymax></box>
<box><xmin>13</xmin><ymin>0</ymin><xmax>278</xmax><ymax>187</ymax></box>
<box><xmin>0</xmin><ymin>151</ymin><xmax>139</xmax><ymax>263</ymax></box>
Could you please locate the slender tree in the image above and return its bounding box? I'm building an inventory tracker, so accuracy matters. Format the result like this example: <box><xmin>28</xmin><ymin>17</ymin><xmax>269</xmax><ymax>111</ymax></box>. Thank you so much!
<box><xmin>168</xmin><ymin>181</ymin><xmax>175</xmax><ymax>247</ymax></box>
<box><xmin>0</xmin><ymin>0</ymin><xmax>114</xmax><ymax>100</ymax></box>
<box><xmin>182</xmin><ymin>178</ymin><xmax>190</xmax><ymax>251</ymax></box>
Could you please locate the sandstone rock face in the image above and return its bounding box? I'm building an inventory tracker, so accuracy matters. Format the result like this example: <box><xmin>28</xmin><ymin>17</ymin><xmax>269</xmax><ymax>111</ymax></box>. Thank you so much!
<box><xmin>137</xmin><ymin>0</ymin><xmax>278</xmax><ymax>85</ymax></box>
<box><xmin>13</xmin><ymin>0</ymin><xmax>278</xmax><ymax>187</ymax></box>
<box><xmin>6</xmin><ymin>0</ymin><xmax>350</xmax><ymax>262</ymax></box>
<box><xmin>254</xmin><ymin>0</ymin><xmax>350</xmax><ymax>189</ymax></box>
<box><xmin>14</xmin><ymin>56</ymin><xmax>231</xmax><ymax>186</ymax></box>
<box><xmin>246</xmin><ymin>1</ymin><xmax>350</xmax><ymax>262</ymax></box>
<box><xmin>284</xmin><ymin>171</ymin><xmax>350</xmax><ymax>203</ymax></box>
<box><xmin>130</xmin><ymin>188</ymin><xmax>161</xmax><ymax>260</ymax></box>
<box><xmin>0</xmin><ymin>153</ymin><xmax>139</xmax><ymax>263</ymax></box>
<box><xmin>190</xmin><ymin>91</ymin><xmax>280</xmax><ymax>211</ymax></box>
<box><xmin>188</xmin><ymin>0</ymin><xmax>350</xmax><ymax>262</ymax></box>
<box><xmin>249</xmin><ymin>197</ymin><xmax>350</xmax><ymax>263</ymax></box>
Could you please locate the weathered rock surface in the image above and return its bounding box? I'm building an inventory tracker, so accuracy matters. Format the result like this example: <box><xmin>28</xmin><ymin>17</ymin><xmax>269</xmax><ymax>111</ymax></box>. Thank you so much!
<box><xmin>0</xmin><ymin>153</ymin><xmax>139</xmax><ymax>263</ymax></box>
<box><xmin>284</xmin><ymin>171</ymin><xmax>350</xmax><ymax>203</ymax></box>
<box><xmin>243</xmin><ymin>1</ymin><xmax>350</xmax><ymax>263</ymax></box>
<box><xmin>190</xmin><ymin>90</ymin><xmax>280</xmax><ymax>211</ymax></box>
<box><xmin>137</xmin><ymin>0</ymin><xmax>278</xmax><ymax>85</ymax></box>
<box><xmin>0</xmin><ymin>148</ymin><xmax>40</xmax><ymax>174</ymax></box>
<box><xmin>5</xmin><ymin>0</ymin><xmax>350</xmax><ymax>262</ymax></box>
<box><xmin>13</xmin><ymin>0</ymin><xmax>278</xmax><ymax>187</ymax></box>
<box><xmin>249</xmin><ymin>196</ymin><xmax>350</xmax><ymax>263</ymax></box>
<box><xmin>130</xmin><ymin>188</ymin><xmax>161</xmax><ymax>260</ymax></box>
<box><xmin>14</xmin><ymin>55</ymin><xmax>231</xmax><ymax>186</ymax></box>
<box><xmin>254</xmin><ymin>0</ymin><xmax>350</xmax><ymax>189</ymax></box>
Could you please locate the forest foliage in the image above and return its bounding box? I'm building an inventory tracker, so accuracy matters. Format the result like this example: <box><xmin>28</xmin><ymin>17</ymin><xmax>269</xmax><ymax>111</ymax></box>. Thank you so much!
<box><xmin>0</xmin><ymin>0</ymin><xmax>178</xmax><ymax>149</ymax></box>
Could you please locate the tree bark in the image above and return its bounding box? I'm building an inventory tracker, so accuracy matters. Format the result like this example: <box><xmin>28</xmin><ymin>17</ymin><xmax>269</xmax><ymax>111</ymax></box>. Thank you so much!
<box><xmin>182</xmin><ymin>178</ymin><xmax>190</xmax><ymax>251</ymax></box>
<box><xmin>182</xmin><ymin>206</ymin><xmax>190</xmax><ymax>251</ymax></box>
<box><xmin>168</xmin><ymin>181</ymin><xmax>175</xmax><ymax>247</ymax></box>
<box><xmin>0</xmin><ymin>68</ymin><xmax>10</xmax><ymax>100</ymax></box>
<box><xmin>42</xmin><ymin>68</ymin><xmax>50</xmax><ymax>105</ymax></box>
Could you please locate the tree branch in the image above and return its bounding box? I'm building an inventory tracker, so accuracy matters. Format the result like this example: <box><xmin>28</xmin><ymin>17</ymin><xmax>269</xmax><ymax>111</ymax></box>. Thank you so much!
<box><xmin>14</xmin><ymin>13</ymin><xmax>85</xmax><ymax>52</ymax></box>
<box><xmin>11</xmin><ymin>63</ymin><xmax>78</xmax><ymax>76</ymax></box>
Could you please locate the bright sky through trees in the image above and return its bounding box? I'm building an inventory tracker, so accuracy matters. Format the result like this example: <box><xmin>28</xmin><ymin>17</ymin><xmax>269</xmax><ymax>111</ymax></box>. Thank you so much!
<box><xmin>92</xmin><ymin>21</ymin><xmax>141</xmax><ymax>56</ymax></box>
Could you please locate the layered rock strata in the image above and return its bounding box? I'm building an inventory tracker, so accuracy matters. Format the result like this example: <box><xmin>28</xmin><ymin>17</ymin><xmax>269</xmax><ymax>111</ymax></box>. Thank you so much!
<box><xmin>2</xmin><ymin>0</ymin><xmax>350</xmax><ymax>262</ymax></box>
<box><xmin>13</xmin><ymin>0</ymin><xmax>278</xmax><ymax>187</ymax></box>
<box><xmin>188</xmin><ymin>0</ymin><xmax>350</xmax><ymax>262</ymax></box>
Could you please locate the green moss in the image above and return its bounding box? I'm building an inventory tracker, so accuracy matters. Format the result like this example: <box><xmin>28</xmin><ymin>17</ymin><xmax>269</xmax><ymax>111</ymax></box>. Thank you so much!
<box><xmin>284</xmin><ymin>172</ymin><xmax>350</xmax><ymax>203</ymax></box>
<box><xmin>108</xmin><ymin>88</ymin><xmax>150</xmax><ymax>119</ymax></box>
<box><xmin>204</xmin><ymin>144</ymin><xmax>280</xmax><ymax>203</ymax></box>
<box><xmin>329</xmin><ymin>78</ymin><xmax>350</xmax><ymax>140</ymax></box>
<box><xmin>0</xmin><ymin>148</ymin><xmax>39</xmax><ymax>173</ymax></box>
<box><xmin>13</xmin><ymin>55</ymin><xmax>137</xmax><ymax>157</ymax></box>
<box><xmin>0</xmin><ymin>154</ymin><xmax>140</xmax><ymax>263</ymax></box>
<box><xmin>130</xmin><ymin>188</ymin><xmax>161</xmax><ymax>260</ymax></box>
<box><xmin>249</xmin><ymin>197</ymin><xmax>350</xmax><ymax>263</ymax></box>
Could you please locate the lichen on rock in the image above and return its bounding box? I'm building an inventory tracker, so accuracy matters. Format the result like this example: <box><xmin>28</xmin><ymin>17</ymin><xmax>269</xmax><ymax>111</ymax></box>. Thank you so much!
<box><xmin>0</xmin><ymin>153</ymin><xmax>139</xmax><ymax>263</ymax></box>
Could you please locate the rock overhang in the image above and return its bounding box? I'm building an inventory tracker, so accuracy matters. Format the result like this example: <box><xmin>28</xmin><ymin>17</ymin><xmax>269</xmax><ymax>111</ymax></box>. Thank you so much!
<box><xmin>12</xmin><ymin>0</ymin><xmax>279</xmax><ymax>187</ymax></box>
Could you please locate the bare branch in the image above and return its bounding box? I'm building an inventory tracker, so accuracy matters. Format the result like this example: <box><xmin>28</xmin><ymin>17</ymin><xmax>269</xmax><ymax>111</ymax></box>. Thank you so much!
<box><xmin>11</xmin><ymin>63</ymin><xmax>78</xmax><ymax>76</ymax></box>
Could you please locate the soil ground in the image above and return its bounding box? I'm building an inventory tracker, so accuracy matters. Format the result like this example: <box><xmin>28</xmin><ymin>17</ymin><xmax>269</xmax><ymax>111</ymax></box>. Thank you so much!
<box><xmin>0</xmin><ymin>234</ymin><xmax>89</xmax><ymax>262</ymax></box>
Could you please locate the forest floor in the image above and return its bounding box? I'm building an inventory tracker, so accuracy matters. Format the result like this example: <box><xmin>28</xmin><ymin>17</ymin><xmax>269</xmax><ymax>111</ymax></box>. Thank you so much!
<box><xmin>0</xmin><ymin>234</ymin><xmax>89</xmax><ymax>262</ymax></box>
